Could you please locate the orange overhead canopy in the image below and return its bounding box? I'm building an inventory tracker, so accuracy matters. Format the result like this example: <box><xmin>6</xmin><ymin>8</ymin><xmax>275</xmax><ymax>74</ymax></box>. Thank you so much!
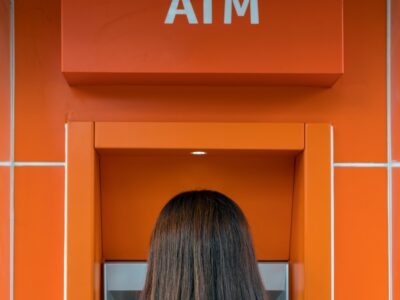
<box><xmin>61</xmin><ymin>0</ymin><xmax>343</xmax><ymax>86</ymax></box>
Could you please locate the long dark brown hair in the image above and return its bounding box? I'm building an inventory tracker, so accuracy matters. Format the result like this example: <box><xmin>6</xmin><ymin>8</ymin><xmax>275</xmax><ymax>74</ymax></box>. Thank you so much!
<box><xmin>141</xmin><ymin>190</ymin><xmax>266</xmax><ymax>300</ymax></box>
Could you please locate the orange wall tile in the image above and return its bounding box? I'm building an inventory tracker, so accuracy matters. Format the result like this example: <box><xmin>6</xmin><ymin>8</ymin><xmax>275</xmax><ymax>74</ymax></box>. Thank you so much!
<box><xmin>0</xmin><ymin>0</ymin><xmax>10</xmax><ymax>161</ymax></box>
<box><xmin>0</xmin><ymin>167</ymin><xmax>10</xmax><ymax>300</ymax></box>
<box><xmin>392</xmin><ymin>0</ymin><xmax>400</xmax><ymax>161</ymax></box>
<box><xmin>394</xmin><ymin>168</ymin><xmax>400</xmax><ymax>300</ymax></box>
<box><xmin>335</xmin><ymin>168</ymin><xmax>388</xmax><ymax>300</ymax></box>
<box><xmin>14</xmin><ymin>167</ymin><xmax>64</xmax><ymax>300</ymax></box>
<box><xmin>15</xmin><ymin>0</ymin><xmax>386</xmax><ymax>163</ymax></box>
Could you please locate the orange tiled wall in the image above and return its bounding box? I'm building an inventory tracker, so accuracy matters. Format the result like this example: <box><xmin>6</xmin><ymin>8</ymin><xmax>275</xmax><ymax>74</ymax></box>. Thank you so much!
<box><xmin>0</xmin><ymin>0</ymin><xmax>398</xmax><ymax>299</ymax></box>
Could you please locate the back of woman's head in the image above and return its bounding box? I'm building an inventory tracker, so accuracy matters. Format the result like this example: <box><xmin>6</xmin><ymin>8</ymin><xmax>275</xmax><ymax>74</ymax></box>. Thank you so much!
<box><xmin>141</xmin><ymin>190</ymin><xmax>266</xmax><ymax>300</ymax></box>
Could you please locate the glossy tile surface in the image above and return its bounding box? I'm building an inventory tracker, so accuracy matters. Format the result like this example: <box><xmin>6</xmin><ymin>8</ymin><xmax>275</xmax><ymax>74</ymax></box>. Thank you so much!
<box><xmin>0</xmin><ymin>0</ymin><xmax>10</xmax><ymax>161</ymax></box>
<box><xmin>0</xmin><ymin>167</ymin><xmax>10</xmax><ymax>300</ymax></box>
<box><xmin>393</xmin><ymin>168</ymin><xmax>400</xmax><ymax>300</ymax></box>
<box><xmin>335</xmin><ymin>168</ymin><xmax>388</xmax><ymax>300</ymax></box>
<box><xmin>392</xmin><ymin>0</ymin><xmax>400</xmax><ymax>161</ymax></box>
<box><xmin>14</xmin><ymin>167</ymin><xmax>64</xmax><ymax>300</ymax></box>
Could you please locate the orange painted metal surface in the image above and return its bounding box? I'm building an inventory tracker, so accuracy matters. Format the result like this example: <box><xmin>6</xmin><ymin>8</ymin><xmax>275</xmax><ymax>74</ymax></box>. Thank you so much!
<box><xmin>393</xmin><ymin>0</ymin><xmax>400</xmax><ymax>161</ymax></box>
<box><xmin>61</xmin><ymin>0</ymin><xmax>343</xmax><ymax>86</ymax></box>
<box><xmin>101</xmin><ymin>152</ymin><xmax>295</xmax><ymax>261</ymax></box>
<box><xmin>290</xmin><ymin>153</ymin><xmax>305</xmax><ymax>299</ymax></box>
<box><xmin>0</xmin><ymin>0</ymin><xmax>10</xmax><ymax>161</ymax></box>
<box><xmin>94</xmin><ymin>155</ymin><xmax>102</xmax><ymax>300</ymax></box>
<box><xmin>95</xmin><ymin>122</ymin><xmax>304</xmax><ymax>150</ymax></box>
<box><xmin>335</xmin><ymin>167</ymin><xmax>388</xmax><ymax>300</ymax></box>
<box><xmin>289</xmin><ymin>124</ymin><xmax>332</xmax><ymax>300</ymax></box>
<box><xmin>15</xmin><ymin>0</ymin><xmax>386</xmax><ymax>163</ymax></box>
<box><xmin>0</xmin><ymin>167</ymin><xmax>10</xmax><ymax>300</ymax></box>
<box><xmin>97</xmin><ymin>122</ymin><xmax>303</xmax><ymax>261</ymax></box>
<box><xmin>69</xmin><ymin>121</ymin><xmax>332</xmax><ymax>298</ymax></box>
<box><xmin>14</xmin><ymin>167</ymin><xmax>64</xmax><ymax>300</ymax></box>
<box><xmin>302</xmin><ymin>124</ymin><xmax>332</xmax><ymax>300</ymax></box>
<box><xmin>394</xmin><ymin>168</ymin><xmax>400</xmax><ymax>300</ymax></box>
<box><xmin>67</xmin><ymin>122</ymin><xmax>102</xmax><ymax>300</ymax></box>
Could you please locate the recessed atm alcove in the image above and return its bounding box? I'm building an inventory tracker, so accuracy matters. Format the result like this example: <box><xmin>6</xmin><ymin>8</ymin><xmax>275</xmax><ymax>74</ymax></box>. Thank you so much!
<box><xmin>67</xmin><ymin>122</ymin><xmax>332</xmax><ymax>300</ymax></box>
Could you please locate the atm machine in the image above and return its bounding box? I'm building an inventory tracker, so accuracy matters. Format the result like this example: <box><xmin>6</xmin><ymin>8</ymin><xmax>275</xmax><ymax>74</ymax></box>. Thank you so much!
<box><xmin>104</xmin><ymin>262</ymin><xmax>289</xmax><ymax>300</ymax></box>
<box><xmin>66</xmin><ymin>121</ymin><xmax>332</xmax><ymax>300</ymax></box>
<box><xmin>62</xmin><ymin>0</ymin><xmax>339</xmax><ymax>297</ymax></box>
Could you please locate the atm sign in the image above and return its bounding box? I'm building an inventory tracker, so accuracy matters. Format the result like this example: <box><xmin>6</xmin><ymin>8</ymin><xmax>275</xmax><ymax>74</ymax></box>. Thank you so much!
<box><xmin>165</xmin><ymin>0</ymin><xmax>259</xmax><ymax>24</ymax></box>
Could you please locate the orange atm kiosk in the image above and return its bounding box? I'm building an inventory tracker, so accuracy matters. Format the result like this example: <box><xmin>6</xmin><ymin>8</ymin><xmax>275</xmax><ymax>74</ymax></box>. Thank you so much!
<box><xmin>62</xmin><ymin>0</ymin><xmax>340</xmax><ymax>298</ymax></box>
<box><xmin>67</xmin><ymin>122</ymin><xmax>332</xmax><ymax>300</ymax></box>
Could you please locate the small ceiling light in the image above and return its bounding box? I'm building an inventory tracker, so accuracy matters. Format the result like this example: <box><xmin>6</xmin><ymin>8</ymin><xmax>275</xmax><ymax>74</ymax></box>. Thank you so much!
<box><xmin>191</xmin><ymin>151</ymin><xmax>207</xmax><ymax>156</ymax></box>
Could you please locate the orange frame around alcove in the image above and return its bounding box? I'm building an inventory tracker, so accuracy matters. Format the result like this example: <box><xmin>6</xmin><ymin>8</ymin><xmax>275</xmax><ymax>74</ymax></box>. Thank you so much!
<box><xmin>67</xmin><ymin>122</ymin><xmax>332</xmax><ymax>300</ymax></box>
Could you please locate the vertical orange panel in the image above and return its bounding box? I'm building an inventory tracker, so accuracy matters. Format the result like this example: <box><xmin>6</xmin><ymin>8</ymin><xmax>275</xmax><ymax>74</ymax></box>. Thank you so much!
<box><xmin>392</xmin><ymin>0</ymin><xmax>400</xmax><ymax>160</ymax></box>
<box><xmin>394</xmin><ymin>168</ymin><xmax>400</xmax><ymax>300</ymax></box>
<box><xmin>290</xmin><ymin>153</ymin><xmax>305</xmax><ymax>300</ymax></box>
<box><xmin>14</xmin><ymin>167</ymin><xmax>64</xmax><ymax>300</ymax></box>
<box><xmin>0</xmin><ymin>167</ymin><xmax>10</xmax><ymax>300</ymax></box>
<box><xmin>290</xmin><ymin>124</ymin><xmax>332</xmax><ymax>300</ymax></box>
<box><xmin>303</xmin><ymin>124</ymin><xmax>332</xmax><ymax>300</ymax></box>
<box><xmin>335</xmin><ymin>168</ymin><xmax>388</xmax><ymax>300</ymax></box>
<box><xmin>67</xmin><ymin>122</ymin><xmax>102</xmax><ymax>300</ymax></box>
<box><xmin>392</xmin><ymin>0</ymin><xmax>400</xmax><ymax>297</ymax></box>
<box><xmin>0</xmin><ymin>0</ymin><xmax>10</xmax><ymax>161</ymax></box>
<box><xmin>94</xmin><ymin>155</ymin><xmax>102</xmax><ymax>300</ymax></box>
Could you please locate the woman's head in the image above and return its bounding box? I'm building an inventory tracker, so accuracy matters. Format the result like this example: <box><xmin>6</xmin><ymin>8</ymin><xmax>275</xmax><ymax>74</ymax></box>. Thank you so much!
<box><xmin>141</xmin><ymin>190</ymin><xmax>265</xmax><ymax>300</ymax></box>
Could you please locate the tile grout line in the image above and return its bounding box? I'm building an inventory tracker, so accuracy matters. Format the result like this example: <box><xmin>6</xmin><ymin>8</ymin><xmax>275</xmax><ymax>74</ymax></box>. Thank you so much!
<box><xmin>9</xmin><ymin>0</ymin><xmax>15</xmax><ymax>300</ymax></box>
<box><xmin>387</xmin><ymin>0</ymin><xmax>393</xmax><ymax>298</ymax></box>
<box><xmin>0</xmin><ymin>161</ymin><xmax>398</xmax><ymax>167</ymax></box>
<box><xmin>334</xmin><ymin>163</ymin><xmax>389</xmax><ymax>167</ymax></box>
<box><xmin>0</xmin><ymin>162</ymin><xmax>66</xmax><ymax>166</ymax></box>
<box><xmin>13</xmin><ymin>162</ymin><xmax>66</xmax><ymax>167</ymax></box>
